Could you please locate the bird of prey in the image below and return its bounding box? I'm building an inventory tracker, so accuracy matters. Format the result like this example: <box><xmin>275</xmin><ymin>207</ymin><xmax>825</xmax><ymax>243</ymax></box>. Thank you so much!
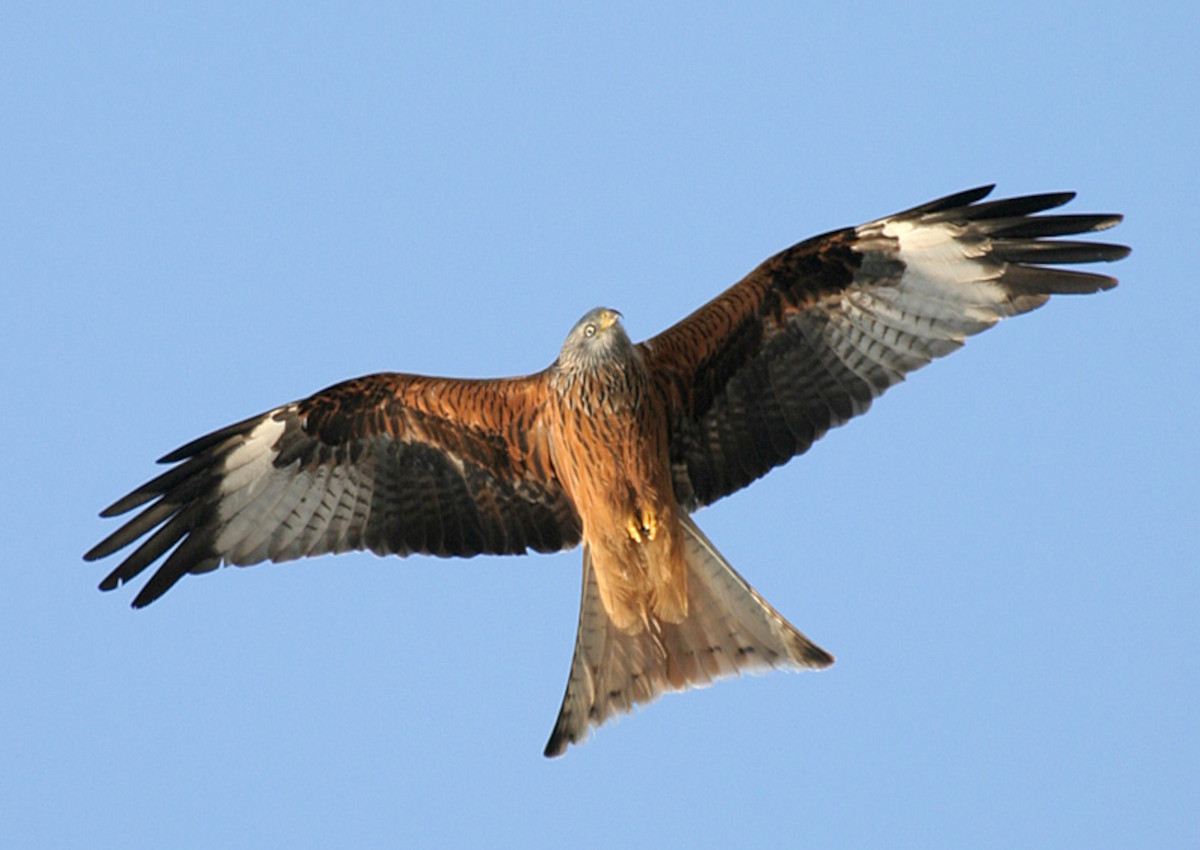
<box><xmin>86</xmin><ymin>186</ymin><xmax>1129</xmax><ymax>756</ymax></box>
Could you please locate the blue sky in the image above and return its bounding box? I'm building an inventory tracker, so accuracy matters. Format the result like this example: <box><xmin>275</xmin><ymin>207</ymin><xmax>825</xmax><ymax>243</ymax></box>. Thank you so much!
<box><xmin>4</xmin><ymin>3</ymin><xmax>1197</xmax><ymax>848</ymax></box>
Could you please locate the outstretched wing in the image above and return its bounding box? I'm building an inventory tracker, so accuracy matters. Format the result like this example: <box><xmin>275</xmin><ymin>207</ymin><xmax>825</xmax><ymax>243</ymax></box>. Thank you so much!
<box><xmin>86</xmin><ymin>372</ymin><xmax>581</xmax><ymax>607</ymax></box>
<box><xmin>640</xmin><ymin>186</ymin><xmax>1130</xmax><ymax>509</ymax></box>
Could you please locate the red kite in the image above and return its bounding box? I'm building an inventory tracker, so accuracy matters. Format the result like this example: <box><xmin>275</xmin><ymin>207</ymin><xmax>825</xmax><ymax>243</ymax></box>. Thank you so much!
<box><xmin>86</xmin><ymin>186</ymin><xmax>1128</xmax><ymax>756</ymax></box>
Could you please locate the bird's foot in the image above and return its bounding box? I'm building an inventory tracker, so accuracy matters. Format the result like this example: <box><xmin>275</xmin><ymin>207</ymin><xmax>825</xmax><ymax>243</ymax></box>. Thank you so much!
<box><xmin>626</xmin><ymin>509</ymin><xmax>658</xmax><ymax>544</ymax></box>
<box><xmin>641</xmin><ymin>509</ymin><xmax>658</xmax><ymax>541</ymax></box>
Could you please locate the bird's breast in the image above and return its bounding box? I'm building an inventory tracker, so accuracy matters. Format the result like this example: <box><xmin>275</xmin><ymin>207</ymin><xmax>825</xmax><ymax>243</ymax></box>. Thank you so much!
<box><xmin>547</xmin><ymin>364</ymin><xmax>688</xmax><ymax>628</ymax></box>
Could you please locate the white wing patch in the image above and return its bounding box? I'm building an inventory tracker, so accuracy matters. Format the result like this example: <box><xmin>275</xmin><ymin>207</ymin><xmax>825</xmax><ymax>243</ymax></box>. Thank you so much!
<box><xmin>879</xmin><ymin>218</ymin><xmax>1008</xmax><ymax>316</ymax></box>
<box><xmin>212</xmin><ymin>412</ymin><xmax>289</xmax><ymax>560</ymax></box>
<box><xmin>809</xmin><ymin>215</ymin><xmax>1043</xmax><ymax>400</ymax></box>
<box><xmin>213</xmin><ymin>408</ymin><xmax>381</xmax><ymax>565</ymax></box>
<box><xmin>218</xmin><ymin>412</ymin><xmax>289</xmax><ymax>500</ymax></box>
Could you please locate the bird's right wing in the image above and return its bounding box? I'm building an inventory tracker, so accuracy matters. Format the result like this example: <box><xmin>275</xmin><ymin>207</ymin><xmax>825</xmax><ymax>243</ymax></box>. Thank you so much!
<box><xmin>86</xmin><ymin>372</ymin><xmax>581</xmax><ymax>607</ymax></box>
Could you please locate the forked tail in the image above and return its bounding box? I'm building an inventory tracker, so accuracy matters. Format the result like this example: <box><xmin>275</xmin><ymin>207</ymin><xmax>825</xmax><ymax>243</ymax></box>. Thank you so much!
<box><xmin>544</xmin><ymin>514</ymin><xmax>833</xmax><ymax>757</ymax></box>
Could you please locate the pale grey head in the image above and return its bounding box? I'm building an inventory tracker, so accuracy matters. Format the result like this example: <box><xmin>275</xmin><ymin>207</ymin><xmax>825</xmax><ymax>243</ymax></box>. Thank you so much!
<box><xmin>556</xmin><ymin>307</ymin><xmax>636</xmax><ymax>373</ymax></box>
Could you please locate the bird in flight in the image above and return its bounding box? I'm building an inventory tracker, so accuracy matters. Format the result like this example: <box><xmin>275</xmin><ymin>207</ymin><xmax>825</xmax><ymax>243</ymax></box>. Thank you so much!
<box><xmin>86</xmin><ymin>186</ymin><xmax>1128</xmax><ymax>756</ymax></box>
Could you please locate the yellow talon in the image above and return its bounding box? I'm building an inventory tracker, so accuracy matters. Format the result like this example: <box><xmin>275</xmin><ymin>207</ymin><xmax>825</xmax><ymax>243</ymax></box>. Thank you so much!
<box><xmin>641</xmin><ymin>509</ymin><xmax>658</xmax><ymax>541</ymax></box>
<box><xmin>626</xmin><ymin>509</ymin><xmax>658</xmax><ymax>544</ymax></box>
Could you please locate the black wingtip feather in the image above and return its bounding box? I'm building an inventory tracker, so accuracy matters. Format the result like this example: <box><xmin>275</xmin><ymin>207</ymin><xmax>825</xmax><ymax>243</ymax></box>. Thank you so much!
<box><xmin>85</xmin><ymin>501</ymin><xmax>177</xmax><ymax>561</ymax></box>
<box><xmin>157</xmin><ymin>413</ymin><xmax>265</xmax><ymax>463</ymax></box>
<box><xmin>895</xmin><ymin>188</ymin><xmax>1118</xmax><ymax>232</ymax></box>
<box><xmin>898</xmin><ymin>184</ymin><xmax>995</xmax><ymax>217</ymax></box>
<box><xmin>99</xmin><ymin>454</ymin><xmax>215</xmax><ymax>517</ymax></box>
<box><xmin>99</xmin><ymin>493</ymin><xmax>149</xmax><ymax>518</ymax></box>
<box><xmin>1000</xmin><ymin>265</ymin><xmax>1121</xmax><ymax>296</ymax></box>
<box><xmin>991</xmin><ymin>239</ymin><xmax>1132</xmax><ymax>265</ymax></box>
<box><xmin>544</xmin><ymin>736</ymin><xmax>567</xmax><ymax>759</ymax></box>
<box><xmin>127</xmin><ymin>532</ymin><xmax>220</xmax><ymax>608</ymax></box>
<box><xmin>984</xmin><ymin>213</ymin><xmax>1124</xmax><ymax>239</ymax></box>
<box><xmin>951</xmin><ymin>191</ymin><xmax>1078</xmax><ymax>221</ymax></box>
<box><xmin>93</xmin><ymin>507</ymin><xmax>198</xmax><ymax>591</ymax></box>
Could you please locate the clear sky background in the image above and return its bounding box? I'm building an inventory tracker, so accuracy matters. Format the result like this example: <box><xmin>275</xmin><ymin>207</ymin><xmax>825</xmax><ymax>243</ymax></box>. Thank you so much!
<box><xmin>4</xmin><ymin>3</ymin><xmax>1197</xmax><ymax>848</ymax></box>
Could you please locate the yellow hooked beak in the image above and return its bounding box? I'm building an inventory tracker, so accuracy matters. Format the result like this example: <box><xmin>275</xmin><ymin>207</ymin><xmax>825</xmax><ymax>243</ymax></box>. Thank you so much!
<box><xmin>598</xmin><ymin>309</ymin><xmax>621</xmax><ymax>331</ymax></box>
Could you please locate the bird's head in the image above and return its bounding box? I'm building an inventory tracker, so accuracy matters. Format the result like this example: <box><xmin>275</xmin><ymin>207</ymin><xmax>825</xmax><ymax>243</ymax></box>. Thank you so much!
<box><xmin>557</xmin><ymin>307</ymin><xmax>634</xmax><ymax>372</ymax></box>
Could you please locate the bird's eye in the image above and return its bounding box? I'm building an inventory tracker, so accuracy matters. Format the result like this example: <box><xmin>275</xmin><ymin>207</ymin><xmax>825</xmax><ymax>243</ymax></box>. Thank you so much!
<box><xmin>584</xmin><ymin>323</ymin><xmax>597</xmax><ymax>338</ymax></box>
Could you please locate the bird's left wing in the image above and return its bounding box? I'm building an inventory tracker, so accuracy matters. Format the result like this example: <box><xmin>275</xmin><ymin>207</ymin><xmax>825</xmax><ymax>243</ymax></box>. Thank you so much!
<box><xmin>639</xmin><ymin>186</ymin><xmax>1130</xmax><ymax>509</ymax></box>
<box><xmin>86</xmin><ymin>372</ymin><xmax>581</xmax><ymax>607</ymax></box>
